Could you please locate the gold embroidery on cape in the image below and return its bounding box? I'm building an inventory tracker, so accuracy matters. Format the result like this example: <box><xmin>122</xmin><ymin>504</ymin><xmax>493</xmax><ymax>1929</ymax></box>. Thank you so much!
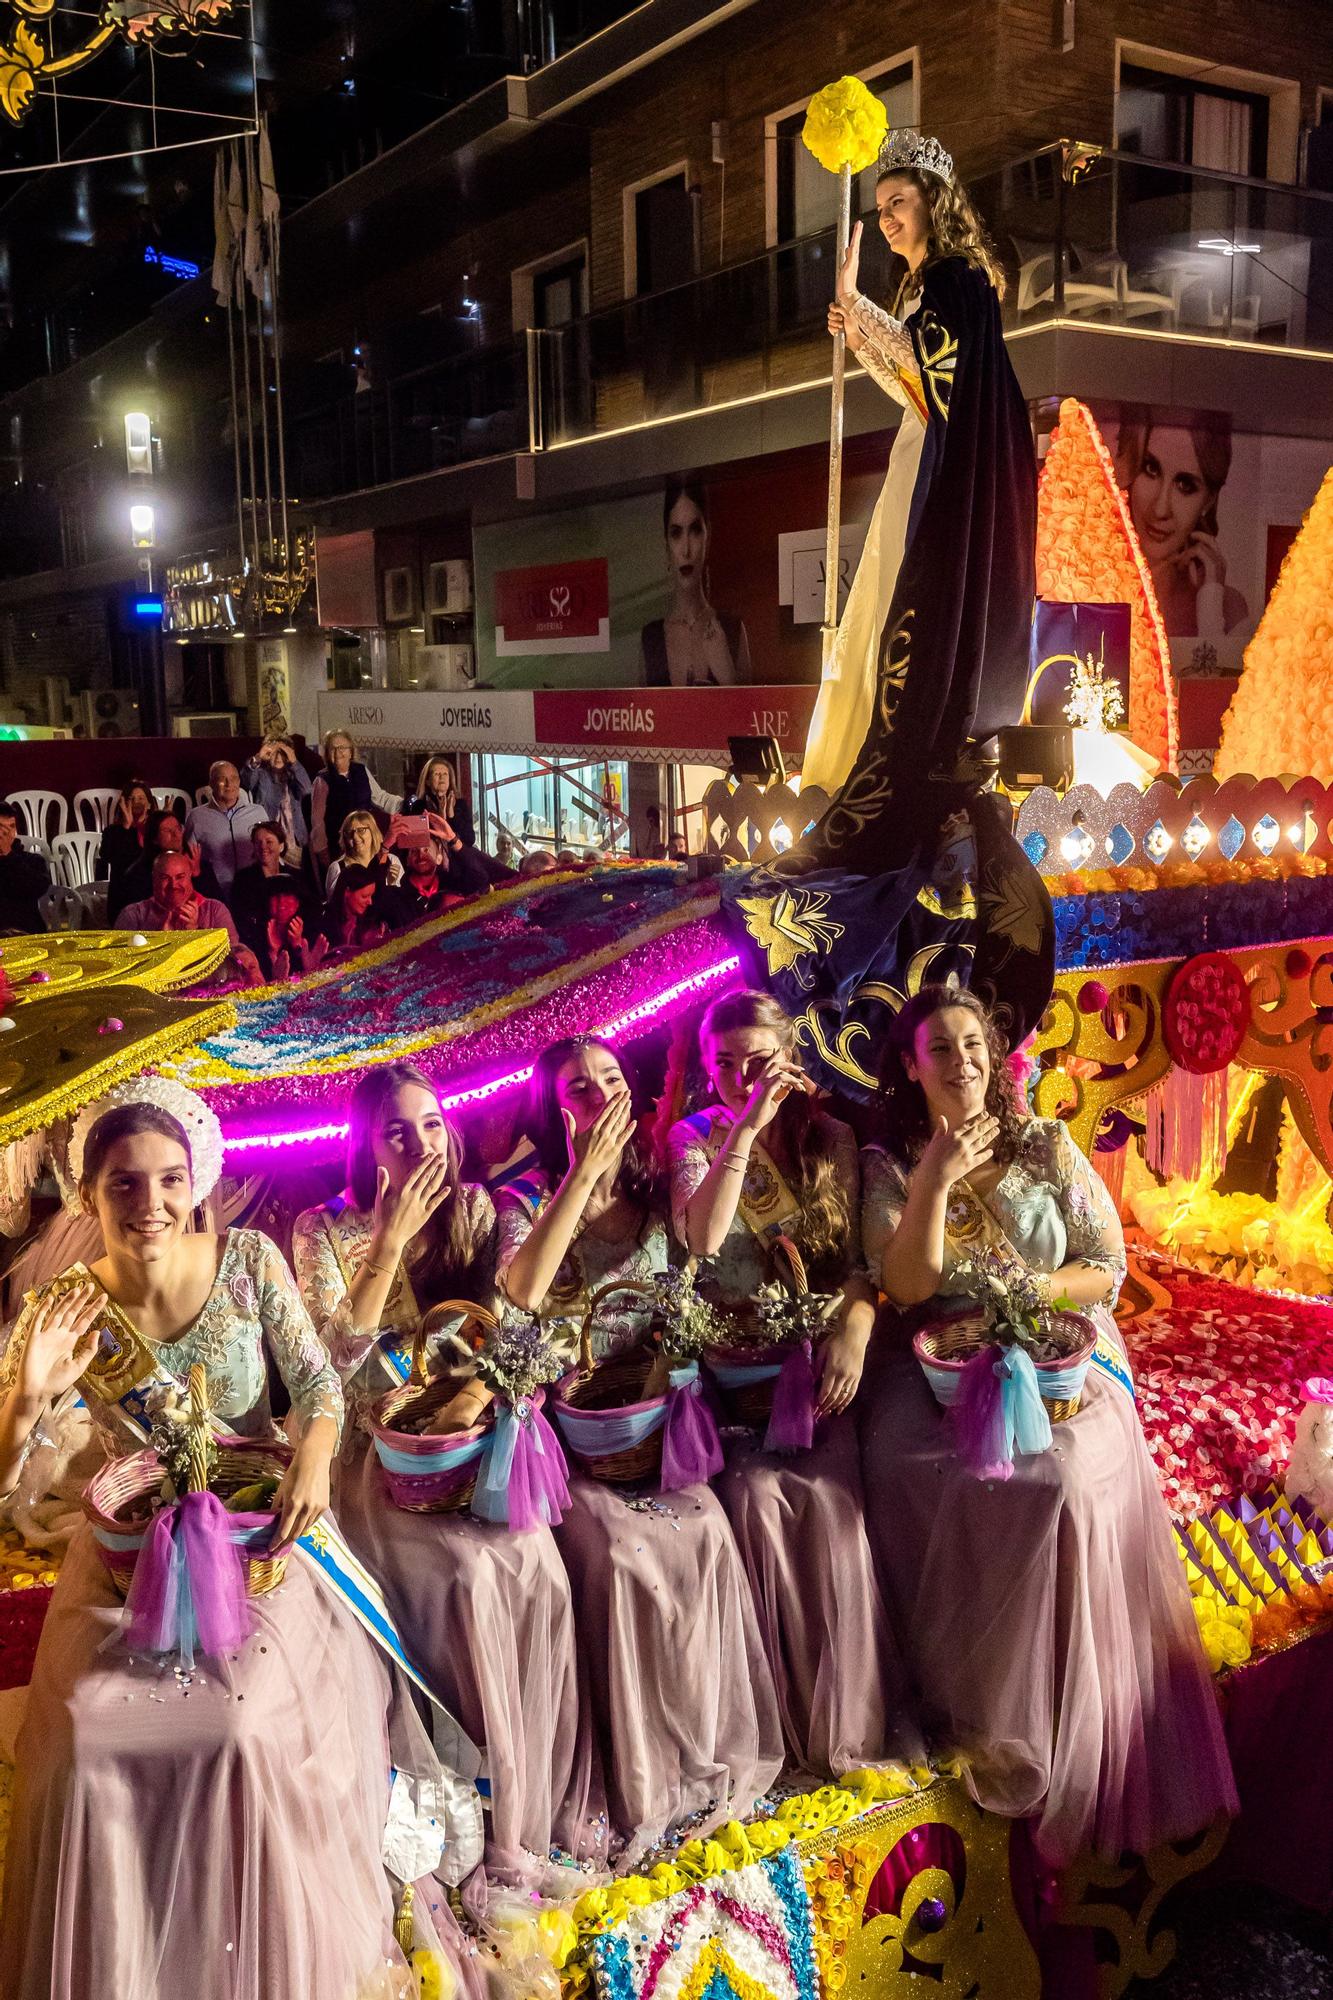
<box><xmin>736</xmin><ymin>888</ymin><xmax>844</xmax><ymax>980</ymax></box>
<box><xmin>980</xmin><ymin>856</ymin><xmax>1049</xmax><ymax>958</ymax></box>
<box><xmin>916</xmin><ymin>313</ymin><xmax>957</xmax><ymax>422</ymax></box>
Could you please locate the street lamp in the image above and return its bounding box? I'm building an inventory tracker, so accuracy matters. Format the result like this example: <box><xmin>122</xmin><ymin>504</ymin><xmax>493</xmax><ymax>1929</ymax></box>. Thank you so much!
<box><xmin>129</xmin><ymin>502</ymin><xmax>156</xmax><ymax>548</ymax></box>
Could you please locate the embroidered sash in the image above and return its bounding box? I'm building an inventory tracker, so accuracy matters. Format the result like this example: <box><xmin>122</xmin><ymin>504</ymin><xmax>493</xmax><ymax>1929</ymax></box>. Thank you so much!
<box><xmin>938</xmin><ymin>1182</ymin><xmax>1134</xmax><ymax>1404</ymax></box>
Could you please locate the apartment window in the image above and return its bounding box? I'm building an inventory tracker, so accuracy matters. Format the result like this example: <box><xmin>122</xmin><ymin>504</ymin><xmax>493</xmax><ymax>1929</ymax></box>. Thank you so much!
<box><xmin>534</xmin><ymin>255</ymin><xmax>585</xmax><ymax>328</ymax></box>
<box><xmin>771</xmin><ymin>61</ymin><xmax>916</xmax><ymax>245</ymax></box>
<box><xmin>621</xmin><ymin>166</ymin><xmax>695</xmax><ymax>298</ymax></box>
<box><xmin>1117</xmin><ymin>64</ymin><xmax>1268</xmax><ymax>178</ymax></box>
<box><xmin>634</xmin><ymin>174</ymin><xmax>693</xmax><ymax>293</ymax></box>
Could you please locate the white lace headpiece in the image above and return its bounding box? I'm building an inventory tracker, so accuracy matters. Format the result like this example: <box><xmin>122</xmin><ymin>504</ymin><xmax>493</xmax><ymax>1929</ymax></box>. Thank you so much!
<box><xmin>68</xmin><ymin>1077</ymin><xmax>225</xmax><ymax>1207</ymax></box>
<box><xmin>877</xmin><ymin>129</ymin><xmax>954</xmax><ymax>184</ymax></box>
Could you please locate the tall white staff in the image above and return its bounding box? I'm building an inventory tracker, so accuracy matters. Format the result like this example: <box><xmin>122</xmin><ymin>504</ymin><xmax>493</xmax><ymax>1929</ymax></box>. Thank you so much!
<box><xmin>800</xmin><ymin>78</ymin><xmax>890</xmax><ymax>673</ymax></box>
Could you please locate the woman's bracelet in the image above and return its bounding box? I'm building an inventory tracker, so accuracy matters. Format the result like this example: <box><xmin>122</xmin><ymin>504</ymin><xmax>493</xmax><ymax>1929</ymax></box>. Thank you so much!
<box><xmin>362</xmin><ymin>1258</ymin><xmax>394</xmax><ymax>1279</ymax></box>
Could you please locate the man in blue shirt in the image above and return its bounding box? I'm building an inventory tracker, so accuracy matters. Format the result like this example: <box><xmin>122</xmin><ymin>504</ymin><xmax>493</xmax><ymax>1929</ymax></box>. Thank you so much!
<box><xmin>184</xmin><ymin>759</ymin><xmax>268</xmax><ymax>895</ymax></box>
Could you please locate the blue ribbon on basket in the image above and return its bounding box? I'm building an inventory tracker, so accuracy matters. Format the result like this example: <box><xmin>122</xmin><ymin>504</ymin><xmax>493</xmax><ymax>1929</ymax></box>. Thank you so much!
<box><xmin>953</xmin><ymin>1343</ymin><xmax>1054</xmax><ymax>1481</ymax></box>
<box><xmin>469</xmin><ymin>1391</ymin><xmax>570</xmax><ymax>1531</ymax></box>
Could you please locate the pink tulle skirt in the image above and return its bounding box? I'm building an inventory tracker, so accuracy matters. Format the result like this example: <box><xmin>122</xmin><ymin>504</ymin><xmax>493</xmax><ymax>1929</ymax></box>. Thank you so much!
<box><xmin>858</xmin><ymin>1318</ymin><xmax>1238</xmax><ymax>1865</ymax></box>
<box><xmin>556</xmin><ymin>1474</ymin><xmax>784</xmax><ymax>1866</ymax></box>
<box><xmin>0</xmin><ymin>1527</ymin><xmax>434</xmax><ymax>2000</ymax></box>
<box><xmin>717</xmin><ymin>1413</ymin><xmax>921</xmax><ymax>1776</ymax></box>
<box><xmin>340</xmin><ymin>1439</ymin><xmax>600</xmax><ymax>1887</ymax></box>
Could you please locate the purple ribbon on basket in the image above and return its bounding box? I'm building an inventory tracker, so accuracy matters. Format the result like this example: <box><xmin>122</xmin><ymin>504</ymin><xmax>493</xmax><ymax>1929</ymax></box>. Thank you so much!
<box><xmin>122</xmin><ymin>1490</ymin><xmax>258</xmax><ymax>1666</ymax></box>
<box><xmin>660</xmin><ymin>1363</ymin><xmax>724</xmax><ymax>1491</ymax></box>
<box><xmin>952</xmin><ymin>1343</ymin><xmax>1053</xmax><ymax>1481</ymax></box>
<box><xmin>764</xmin><ymin>1340</ymin><xmax>817</xmax><ymax>1454</ymax></box>
<box><xmin>471</xmin><ymin>1389</ymin><xmax>571</xmax><ymax>1532</ymax></box>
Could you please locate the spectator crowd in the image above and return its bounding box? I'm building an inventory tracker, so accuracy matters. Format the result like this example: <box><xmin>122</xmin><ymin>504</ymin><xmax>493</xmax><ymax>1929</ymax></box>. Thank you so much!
<box><xmin>0</xmin><ymin>733</ymin><xmax>669</xmax><ymax>985</ymax></box>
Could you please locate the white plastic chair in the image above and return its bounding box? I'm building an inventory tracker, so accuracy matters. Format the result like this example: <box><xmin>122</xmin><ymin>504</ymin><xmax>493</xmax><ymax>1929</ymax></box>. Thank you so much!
<box><xmin>74</xmin><ymin>787</ymin><xmax>121</xmax><ymax>831</ymax></box>
<box><xmin>8</xmin><ymin>789</ymin><xmax>67</xmax><ymax>843</ymax></box>
<box><xmin>194</xmin><ymin>785</ymin><xmax>215</xmax><ymax>806</ymax></box>
<box><xmin>153</xmin><ymin>788</ymin><xmax>191</xmax><ymax>819</ymax></box>
<box><xmin>51</xmin><ymin>830</ymin><xmax>102</xmax><ymax>888</ymax></box>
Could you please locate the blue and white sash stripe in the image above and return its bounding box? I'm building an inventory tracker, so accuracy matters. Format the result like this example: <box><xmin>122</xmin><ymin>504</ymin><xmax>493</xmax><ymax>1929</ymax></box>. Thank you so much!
<box><xmin>1090</xmin><ymin>1330</ymin><xmax>1135</xmax><ymax>1404</ymax></box>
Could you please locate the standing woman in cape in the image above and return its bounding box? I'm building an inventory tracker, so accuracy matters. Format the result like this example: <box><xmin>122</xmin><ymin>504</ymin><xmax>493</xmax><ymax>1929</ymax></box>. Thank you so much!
<box><xmin>802</xmin><ymin>132</ymin><xmax>1032</xmax><ymax>800</ymax></box>
<box><xmin>739</xmin><ymin>134</ymin><xmax>1050</xmax><ymax>1085</ymax></box>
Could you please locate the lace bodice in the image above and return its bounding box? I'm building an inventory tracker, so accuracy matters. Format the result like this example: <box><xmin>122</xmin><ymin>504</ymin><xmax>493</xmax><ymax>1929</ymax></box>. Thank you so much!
<box><xmin>495</xmin><ymin>1174</ymin><xmax>672</xmax><ymax>1360</ymax></box>
<box><xmin>851</xmin><ymin>291</ymin><xmax>923</xmax><ymax>416</ymax></box>
<box><xmin>2</xmin><ymin>1228</ymin><xmax>343</xmax><ymax>1450</ymax></box>
<box><xmin>667</xmin><ymin>1106</ymin><xmax>863</xmax><ymax>1306</ymax></box>
<box><xmin>861</xmin><ymin>1118</ymin><xmax>1126</xmax><ymax>1307</ymax></box>
<box><xmin>290</xmin><ymin>1186</ymin><xmax>499</xmax><ymax>1395</ymax></box>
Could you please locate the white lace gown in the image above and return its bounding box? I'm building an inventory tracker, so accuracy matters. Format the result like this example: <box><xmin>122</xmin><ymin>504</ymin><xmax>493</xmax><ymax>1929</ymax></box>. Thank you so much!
<box><xmin>802</xmin><ymin>293</ymin><xmax>927</xmax><ymax>796</ymax></box>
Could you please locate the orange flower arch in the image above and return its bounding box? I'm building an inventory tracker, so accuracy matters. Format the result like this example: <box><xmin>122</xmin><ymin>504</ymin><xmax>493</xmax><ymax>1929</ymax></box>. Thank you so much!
<box><xmin>1035</xmin><ymin>396</ymin><xmax>1177</xmax><ymax>771</ymax></box>
<box><xmin>1216</xmin><ymin>466</ymin><xmax>1333</xmax><ymax>782</ymax></box>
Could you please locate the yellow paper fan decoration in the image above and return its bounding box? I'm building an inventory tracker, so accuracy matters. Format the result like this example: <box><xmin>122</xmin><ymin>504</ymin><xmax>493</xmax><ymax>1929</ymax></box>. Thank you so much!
<box><xmin>1216</xmin><ymin>465</ymin><xmax>1333</xmax><ymax>782</ymax></box>
<box><xmin>801</xmin><ymin>76</ymin><xmax>889</xmax><ymax>175</ymax></box>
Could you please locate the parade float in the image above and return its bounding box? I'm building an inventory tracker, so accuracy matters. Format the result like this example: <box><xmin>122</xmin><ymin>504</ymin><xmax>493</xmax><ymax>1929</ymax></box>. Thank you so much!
<box><xmin>0</xmin><ymin>393</ymin><xmax>1331</xmax><ymax>2000</ymax></box>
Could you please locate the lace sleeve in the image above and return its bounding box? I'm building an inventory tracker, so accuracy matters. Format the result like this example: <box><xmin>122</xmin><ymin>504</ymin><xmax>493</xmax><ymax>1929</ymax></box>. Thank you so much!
<box><xmin>859</xmin><ymin>1146</ymin><xmax>909</xmax><ymax>1292</ymax></box>
<box><xmin>1049</xmin><ymin>1122</ymin><xmax>1126</xmax><ymax>1302</ymax></box>
<box><xmin>289</xmin><ymin>1206</ymin><xmax>379</xmax><ymax>1382</ymax></box>
<box><xmin>667</xmin><ymin>1118</ymin><xmax>712</xmax><ymax>1248</ymax></box>
<box><xmin>250</xmin><ymin>1232</ymin><xmax>344</xmax><ymax>1437</ymax></box>
<box><xmin>494</xmin><ymin>1191</ymin><xmax>534</xmax><ymax>1285</ymax></box>
<box><xmin>851</xmin><ymin>293</ymin><xmax>916</xmax><ymax>405</ymax></box>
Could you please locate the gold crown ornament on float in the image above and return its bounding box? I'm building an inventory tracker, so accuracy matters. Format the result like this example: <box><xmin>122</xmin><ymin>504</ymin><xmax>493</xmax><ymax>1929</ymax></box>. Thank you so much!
<box><xmin>0</xmin><ymin>0</ymin><xmax>246</xmax><ymax>143</ymax></box>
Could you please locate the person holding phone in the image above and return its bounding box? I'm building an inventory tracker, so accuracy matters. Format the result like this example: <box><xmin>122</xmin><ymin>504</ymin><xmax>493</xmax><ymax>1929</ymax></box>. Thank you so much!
<box><xmin>240</xmin><ymin>737</ymin><xmax>312</xmax><ymax>865</ymax></box>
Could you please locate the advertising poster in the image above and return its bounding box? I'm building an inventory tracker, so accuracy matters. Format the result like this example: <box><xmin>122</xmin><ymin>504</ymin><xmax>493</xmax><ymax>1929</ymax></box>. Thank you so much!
<box><xmin>472</xmin><ymin>436</ymin><xmax>889</xmax><ymax>692</ymax></box>
<box><xmin>1087</xmin><ymin>402</ymin><xmax>1329</xmax><ymax>681</ymax></box>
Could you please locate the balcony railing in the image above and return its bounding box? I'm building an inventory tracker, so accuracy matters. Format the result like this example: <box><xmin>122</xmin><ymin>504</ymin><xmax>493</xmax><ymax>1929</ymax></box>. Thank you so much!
<box><xmin>239</xmin><ymin>145</ymin><xmax>1333</xmax><ymax>503</ymax></box>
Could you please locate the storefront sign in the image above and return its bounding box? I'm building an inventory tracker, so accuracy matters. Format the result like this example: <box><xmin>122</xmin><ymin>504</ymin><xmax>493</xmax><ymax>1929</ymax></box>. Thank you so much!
<box><xmin>318</xmin><ymin>689</ymin><xmax>537</xmax><ymax>753</ymax></box>
<box><xmin>494</xmin><ymin>558</ymin><xmax>610</xmax><ymax>656</ymax></box>
<box><xmin>533</xmin><ymin>685</ymin><xmax>817</xmax><ymax>758</ymax></box>
<box><xmin>317</xmin><ymin>685</ymin><xmax>816</xmax><ymax>761</ymax></box>
<box><xmin>777</xmin><ymin>526</ymin><xmax>868</xmax><ymax>625</ymax></box>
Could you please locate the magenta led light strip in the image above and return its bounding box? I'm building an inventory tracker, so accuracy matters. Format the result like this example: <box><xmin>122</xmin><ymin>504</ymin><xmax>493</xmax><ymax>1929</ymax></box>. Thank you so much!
<box><xmin>220</xmin><ymin>952</ymin><xmax>741</xmax><ymax>1157</ymax></box>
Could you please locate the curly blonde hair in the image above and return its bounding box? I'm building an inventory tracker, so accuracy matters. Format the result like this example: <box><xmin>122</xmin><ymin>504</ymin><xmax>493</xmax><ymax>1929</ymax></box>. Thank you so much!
<box><xmin>879</xmin><ymin>167</ymin><xmax>1005</xmax><ymax>309</ymax></box>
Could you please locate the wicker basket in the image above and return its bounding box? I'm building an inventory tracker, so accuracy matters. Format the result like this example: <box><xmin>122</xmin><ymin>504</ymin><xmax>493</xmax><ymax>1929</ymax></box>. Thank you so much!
<box><xmin>552</xmin><ymin>1348</ymin><xmax>668</xmax><ymax>1485</ymax></box>
<box><xmin>913</xmin><ymin>1315</ymin><xmax>1096</xmax><ymax>1423</ymax></box>
<box><xmin>369</xmin><ymin>1300</ymin><xmax>500</xmax><ymax>1514</ymax></box>
<box><xmin>84</xmin><ymin>1364</ymin><xmax>291</xmax><ymax>1600</ymax></box>
<box><xmin>702</xmin><ymin>1342</ymin><xmax>792</xmax><ymax>1427</ymax></box>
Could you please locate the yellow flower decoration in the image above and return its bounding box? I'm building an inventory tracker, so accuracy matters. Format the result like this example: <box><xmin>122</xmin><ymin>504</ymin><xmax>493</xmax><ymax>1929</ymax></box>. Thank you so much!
<box><xmin>801</xmin><ymin>76</ymin><xmax>889</xmax><ymax>175</ymax></box>
<box><xmin>1217</xmin><ymin>466</ymin><xmax>1333</xmax><ymax>783</ymax></box>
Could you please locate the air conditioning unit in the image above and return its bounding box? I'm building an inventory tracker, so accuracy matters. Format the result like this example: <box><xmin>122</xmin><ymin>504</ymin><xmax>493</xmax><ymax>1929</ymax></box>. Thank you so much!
<box><xmin>416</xmin><ymin>644</ymin><xmax>476</xmax><ymax>691</ymax></box>
<box><xmin>78</xmin><ymin>689</ymin><xmax>142</xmax><ymax>738</ymax></box>
<box><xmin>383</xmin><ymin>565</ymin><xmax>419</xmax><ymax>624</ymax></box>
<box><xmin>170</xmin><ymin>711</ymin><xmax>236</xmax><ymax>738</ymax></box>
<box><xmin>40</xmin><ymin>675</ymin><xmax>70</xmax><ymax>727</ymax></box>
<box><xmin>425</xmin><ymin>559</ymin><xmax>473</xmax><ymax>616</ymax></box>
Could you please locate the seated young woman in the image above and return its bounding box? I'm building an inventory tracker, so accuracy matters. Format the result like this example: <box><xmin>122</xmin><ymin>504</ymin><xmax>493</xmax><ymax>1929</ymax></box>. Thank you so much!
<box><xmin>859</xmin><ymin>985</ymin><xmax>1237</xmax><ymax>1865</ymax></box>
<box><xmin>669</xmin><ymin>989</ymin><xmax>920</xmax><ymax>1778</ymax></box>
<box><xmin>0</xmin><ymin>1095</ymin><xmax>479</xmax><ymax>2000</ymax></box>
<box><xmin>291</xmin><ymin>1061</ymin><xmax>597</xmax><ymax>1890</ymax></box>
<box><xmin>496</xmin><ymin>1037</ymin><xmax>782</xmax><ymax>1865</ymax></box>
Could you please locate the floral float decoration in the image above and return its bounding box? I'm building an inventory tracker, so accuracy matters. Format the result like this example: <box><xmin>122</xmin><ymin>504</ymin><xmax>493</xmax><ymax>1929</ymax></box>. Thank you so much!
<box><xmin>1217</xmin><ymin>465</ymin><xmax>1333</xmax><ymax>784</ymax></box>
<box><xmin>1036</xmin><ymin>396</ymin><xmax>1177</xmax><ymax>769</ymax></box>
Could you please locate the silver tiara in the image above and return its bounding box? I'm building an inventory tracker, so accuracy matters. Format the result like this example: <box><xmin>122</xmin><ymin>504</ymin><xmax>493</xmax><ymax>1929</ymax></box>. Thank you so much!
<box><xmin>877</xmin><ymin>130</ymin><xmax>954</xmax><ymax>183</ymax></box>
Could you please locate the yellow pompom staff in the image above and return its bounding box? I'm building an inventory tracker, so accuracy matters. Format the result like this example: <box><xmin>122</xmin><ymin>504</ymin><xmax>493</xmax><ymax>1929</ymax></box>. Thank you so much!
<box><xmin>801</xmin><ymin>78</ymin><xmax>890</xmax><ymax>672</ymax></box>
